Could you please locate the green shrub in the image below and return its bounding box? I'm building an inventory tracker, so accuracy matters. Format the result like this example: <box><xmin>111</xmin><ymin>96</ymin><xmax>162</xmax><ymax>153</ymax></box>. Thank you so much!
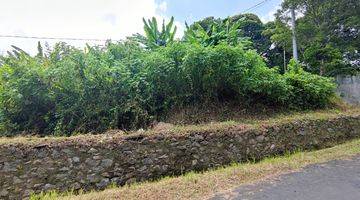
<box><xmin>153</xmin><ymin>43</ymin><xmax>290</xmax><ymax>104</ymax></box>
<box><xmin>284</xmin><ymin>59</ymin><xmax>336</xmax><ymax>109</ymax></box>
<box><xmin>0</xmin><ymin>54</ymin><xmax>55</xmax><ymax>134</ymax></box>
<box><xmin>0</xmin><ymin>43</ymin><xmax>336</xmax><ymax>136</ymax></box>
<box><xmin>49</xmin><ymin>42</ymin><xmax>150</xmax><ymax>134</ymax></box>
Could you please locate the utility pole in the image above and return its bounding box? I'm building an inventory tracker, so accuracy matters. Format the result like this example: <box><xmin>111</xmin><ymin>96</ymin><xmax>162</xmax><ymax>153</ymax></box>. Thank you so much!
<box><xmin>283</xmin><ymin>48</ymin><xmax>286</xmax><ymax>72</ymax></box>
<box><xmin>290</xmin><ymin>7</ymin><xmax>298</xmax><ymax>61</ymax></box>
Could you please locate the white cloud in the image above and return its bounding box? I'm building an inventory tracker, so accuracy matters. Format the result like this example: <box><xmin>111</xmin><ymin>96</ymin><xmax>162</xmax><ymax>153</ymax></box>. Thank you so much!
<box><xmin>0</xmin><ymin>0</ymin><xmax>183</xmax><ymax>55</ymax></box>
<box><xmin>260</xmin><ymin>5</ymin><xmax>280</xmax><ymax>23</ymax></box>
<box><xmin>157</xmin><ymin>1</ymin><xmax>168</xmax><ymax>13</ymax></box>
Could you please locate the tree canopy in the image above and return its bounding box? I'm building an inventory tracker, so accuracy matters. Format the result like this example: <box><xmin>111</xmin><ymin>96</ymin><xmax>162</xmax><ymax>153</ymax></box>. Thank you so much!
<box><xmin>272</xmin><ymin>0</ymin><xmax>360</xmax><ymax>75</ymax></box>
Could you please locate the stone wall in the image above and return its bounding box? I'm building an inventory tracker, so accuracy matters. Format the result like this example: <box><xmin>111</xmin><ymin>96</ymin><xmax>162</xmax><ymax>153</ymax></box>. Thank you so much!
<box><xmin>1</xmin><ymin>114</ymin><xmax>360</xmax><ymax>199</ymax></box>
<box><xmin>336</xmin><ymin>74</ymin><xmax>360</xmax><ymax>105</ymax></box>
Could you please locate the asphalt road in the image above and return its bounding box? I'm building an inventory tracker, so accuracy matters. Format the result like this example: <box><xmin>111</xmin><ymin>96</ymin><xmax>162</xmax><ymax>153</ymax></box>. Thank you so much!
<box><xmin>210</xmin><ymin>155</ymin><xmax>360</xmax><ymax>200</ymax></box>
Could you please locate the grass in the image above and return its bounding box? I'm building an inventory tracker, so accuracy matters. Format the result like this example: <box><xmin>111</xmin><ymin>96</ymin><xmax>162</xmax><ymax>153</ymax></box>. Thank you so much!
<box><xmin>2</xmin><ymin>106</ymin><xmax>360</xmax><ymax>145</ymax></box>
<box><xmin>31</xmin><ymin>138</ymin><xmax>360</xmax><ymax>200</ymax></box>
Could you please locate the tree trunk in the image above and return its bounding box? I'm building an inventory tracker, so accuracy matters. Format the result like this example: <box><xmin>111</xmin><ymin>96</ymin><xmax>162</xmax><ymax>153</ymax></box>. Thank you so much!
<box><xmin>320</xmin><ymin>59</ymin><xmax>324</xmax><ymax>76</ymax></box>
<box><xmin>283</xmin><ymin>48</ymin><xmax>287</xmax><ymax>72</ymax></box>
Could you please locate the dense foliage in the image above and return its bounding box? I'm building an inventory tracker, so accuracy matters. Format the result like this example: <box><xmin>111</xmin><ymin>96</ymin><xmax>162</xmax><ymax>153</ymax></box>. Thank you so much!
<box><xmin>186</xmin><ymin>14</ymin><xmax>291</xmax><ymax>71</ymax></box>
<box><xmin>273</xmin><ymin>0</ymin><xmax>360</xmax><ymax>75</ymax></box>
<box><xmin>130</xmin><ymin>17</ymin><xmax>177</xmax><ymax>49</ymax></box>
<box><xmin>0</xmin><ymin>41</ymin><xmax>336</xmax><ymax>136</ymax></box>
<box><xmin>284</xmin><ymin>59</ymin><xmax>337</xmax><ymax>108</ymax></box>
<box><xmin>5</xmin><ymin>5</ymin><xmax>354</xmax><ymax>136</ymax></box>
<box><xmin>183</xmin><ymin>18</ymin><xmax>252</xmax><ymax>49</ymax></box>
<box><xmin>188</xmin><ymin>2</ymin><xmax>359</xmax><ymax>76</ymax></box>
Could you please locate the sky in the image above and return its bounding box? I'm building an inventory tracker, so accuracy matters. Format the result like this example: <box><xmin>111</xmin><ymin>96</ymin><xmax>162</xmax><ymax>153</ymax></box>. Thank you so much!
<box><xmin>0</xmin><ymin>0</ymin><xmax>282</xmax><ymax>55</ymax></box>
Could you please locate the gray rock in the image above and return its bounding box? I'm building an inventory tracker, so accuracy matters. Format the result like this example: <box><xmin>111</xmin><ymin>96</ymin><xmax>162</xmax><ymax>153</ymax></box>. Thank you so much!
<box><xmin>88</xmin><ymin>148</ymin><xmax>98</xmax><ymax>154</ymax></box>
<box><xmin>123</xmin><ymin>150</ymin><xmax>132</xmax><ymax>155</ymax></box>
<box><xmin>2</xmin><ymin>162</ymin><xmax>16</xmax><ymax>172</ymax></box>
<box><xmin>246</xmin><ymin>147</ymin><xmax>250</xmax><ymax>154</ymax></box>
<box><xmin>138</xmin><ymin>166</ymin><xmax>147</xmax><ymax>172</ymax></box>
<box><xmin>299</xmin><ymin>129</ymin><xmax>306</xmax><ymax>136</ymax></box>
<box><xmin>142</xmin><ymin>158</ymin><xmax>153</xmax><ymax>165</ymax></box>
<box><xmin>51</xmin><ymin>150</ymin><xmax>61</xmax><ymax>158</ymax></box>
<box><xmin>34</xmin><ymin>183</ymin><xmax>43</xmax><ymax>188</ymax></box>
<box><xmin>71</xmin><ymin>182</ymin><xmax>81</xmax><ymax>190</ymax></box>
<box><xmin>170</xmin><ymin>142</ymin><xmax>179</xmax><ymax>146</ymax></box>
<box><xmin>249</xmin><ymin>139</ymin><xmax>256</xmax><ymax>145</ymax></box>
<box><xmin>270</xmin><ymin>144</ymin><xmax>276</xmax><ymax>150</ymax></box>
<box><xmin>93</xmin><ymin>155</ymin><xmax>102</xmax><ymax>160</ymax></box>
<box><xmin>125</xmin><ymin>178</ymin><xmax>137</xmax><ymax>185</ymax></box>
<box><xmin>96</xmin><ymin>178</ymin><xmax>110</xmax><ymax>189</ymax></box>
<box><xmin>23</xmin><ymin>189</ymin><xmax>34</xmax><ymax>197</ymax></box>
<box><xmin>20</xmin><ymin>174</ymin><xmax>28</xmax><ymax>179</ymax></box>
<box><xmin>193</xmin><ymin>134</ymin><xmax>204</xmax><ymax>141</ymax></box>
<box><xmin>158</xmin><ymin>154</ymin><xmax>168</xmax><ymax>159</ymax></box>
<box><xmin>256</xmin><ymin>135</ymin><xmax>265</xmax><ymax>142</ymax></box>
<box><xmin>0</xmin><ymin>189</ymin><xmax>9</xmax><ymax>197</ymax></box>
<box><xmin>55</xmin><ymin>173</ymin><xmax>68</xmax><ymax>180</ymax></box>
<box><xmin>236</xmin><ymin>136</ymin><xmax>244</xmax><ymax>143</ymax></box>
<box><xmin>177</xmin><ymin>145</ymin><xmax>187</xmax><ymax>150</ymax></box>
<box><xmin>192</xmin><ymin>142</ymin><xmax>201</xmax><ymax>147</ymax></box>
<box><xmin>72</xmin><ymin>157</ymin><xmax>80</xmax><ymax>163</ymax></box>
<box><xmin>85</xmin><ymin>158</ymin><xmax>100</xmax><ymax>167</ymax></box>
<box><xmin>36</xmin><ymin>150</ymin><xmax>47</xmax><ymax>158</ymax></box>
<box><xmin>162</xmin><ymin>165</ymin><xmax>169</xmax><ymax>171</ymax></box>
<box><xmin>44</xmin><ymin>183</ymin><xmax>55</xmax><ymax>190</ymax></box>
<box><xmin>13</xmin><ymin>177</ymin><xmax>22</xmax><ymax>184</ymax></box>
<box><xmin>92</xmin><ymin>166</ymin><xmax>104</xmax><ymax>173</ymax></box>
<box><xmin>153</xmin><ymin>164</ymin><xmax>161</xmax><ymax>169</ymax></box>
<box><xmin>101</xmin><ymin>172</ymin><xmax>111</xmax><ymax>177</ymax></box>
<box><xmin>59</xmin><ymin>167</ymin><xmax>70</xmax><ymax>172</ymax></box>
<box><xmin>111</xmin><ymin>177</ymin><xmax>121</xmax><ymax>185</ymax></box>
<box><xmin>327</xmin><ymin>128</ymin><xmax>335</xmax><ymax>133</ymax></box>
<box><xmin>62</xmin><ymin>149</ymin><xmax>73</xmax><ymax>155</ymax></box>
<box><xmin>101</xmin><ymin>159</ymin><xmax>113</xmax><ymax>168</ymax></box>
<box><xmin>87</xmin><ymin>174</ymin><xmax>100</xmax><ymax>183</ymax></box>
<box><xmin>33</xmin><ymin>159</ymin><xmax>42</xmax><ymax>165</ymax></box>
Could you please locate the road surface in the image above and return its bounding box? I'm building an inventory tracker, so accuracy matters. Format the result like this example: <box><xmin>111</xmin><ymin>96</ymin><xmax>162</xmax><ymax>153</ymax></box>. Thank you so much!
<box><xmin>210</xmin><ymin>155</ymin><xmax>360</xmax><ymax>200</ymax></box>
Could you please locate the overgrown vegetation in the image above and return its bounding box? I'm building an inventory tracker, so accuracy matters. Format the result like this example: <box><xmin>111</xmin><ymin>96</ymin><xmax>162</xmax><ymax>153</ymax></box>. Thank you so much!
<box><xmin>0</xmin><ymin>40</ymin><xmax>336</xmax><ymax>136</ymax></box>
<box><xmin>189</xmin><ymin>1</ymin><xmax>360</xmax><ymax>76</ymax></box>
<box><xmin>272</xmin><ymin>0</ymin><xmax>360</xmax><ymax>75</ymax></box>
<box><xmin>4</xmin><ymin>4</ymin><xmax>354</xmax><ymax>136</ymax></box>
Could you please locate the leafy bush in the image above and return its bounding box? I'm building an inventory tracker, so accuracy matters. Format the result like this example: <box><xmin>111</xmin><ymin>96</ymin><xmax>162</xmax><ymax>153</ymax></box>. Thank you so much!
<box><xmin>183</xmin><ymin>18</ymin><xmax>252</xmax><ymax>48</ymax></box>
<box><xmin>143</xmin><ymin>43</ymin><xmax>291</xmax><ymax>106</ymax></box>
<box><xmin>0</xmin><ymin>43</ymin><xmax>336</xmax><ymax>136</ymax></box>
<box><xmin>284</xmin><ymin>59</ymin><xmax>336</xmax><ymax>108</ymax></box>
<box><xmin>0</xmin><ymin>53</ymin><xmax>55</xmax><ymax>134</ymax></box>
<box><xmin>303</xmin><ymin>43</ymin><xmax>345</xmax><ymax>76</ymax></box>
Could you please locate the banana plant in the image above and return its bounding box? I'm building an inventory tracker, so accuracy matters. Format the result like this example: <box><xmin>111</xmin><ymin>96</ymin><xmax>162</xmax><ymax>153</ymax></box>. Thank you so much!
<box><xmin>131</xmin><ymin>16</ymin><xmax>177</xmax><ymax>49</ymax></box>
<box><xmin>184</xmin><ymin>18</ymin><xmax>252</xmax><ymax>48</ymax></box>
<box><xmin>6</xmin><ymin>45</ymin><xmax>29</xmax><ymax>59</ymax></box>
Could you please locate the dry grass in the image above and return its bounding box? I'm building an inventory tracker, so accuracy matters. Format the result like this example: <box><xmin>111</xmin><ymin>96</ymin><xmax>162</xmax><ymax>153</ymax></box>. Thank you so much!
<box><xmin>2</xmin><ymin>106</ymin><xmax>360</xmax><ymax>145</ymax></box>
<box><xmin>162</xmin><ymin>96</ymin><xmax>354</xmax><ymax>125</ymax></box>
<box><xmin>32</xmin><ymin>138</ymin><xmax>360</xmax><ymax>200</ymax></box>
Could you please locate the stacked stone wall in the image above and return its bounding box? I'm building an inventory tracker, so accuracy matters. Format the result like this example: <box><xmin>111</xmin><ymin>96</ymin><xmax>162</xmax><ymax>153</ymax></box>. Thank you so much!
<box><xmin>1</xmin><ymin>114</ymin><xmax>360</xmax><ymax>199</ymax></box>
